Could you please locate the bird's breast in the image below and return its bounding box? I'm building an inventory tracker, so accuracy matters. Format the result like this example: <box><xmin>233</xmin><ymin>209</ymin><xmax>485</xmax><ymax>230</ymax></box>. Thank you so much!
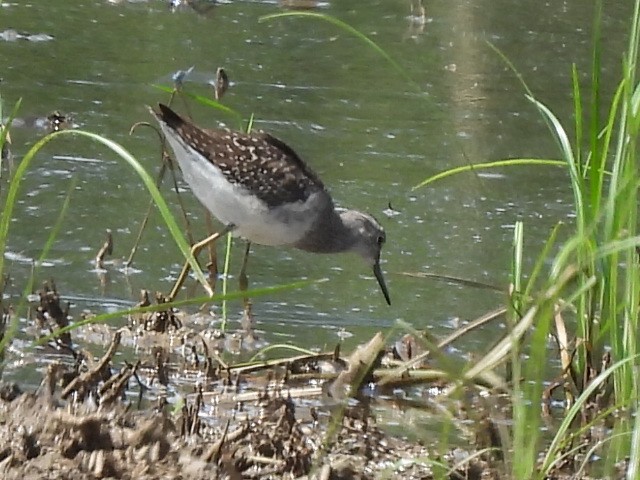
<box><xmin>184</xmin><ymin>157</ymin><xmax>325</xmax><ymax>246</ymax></box>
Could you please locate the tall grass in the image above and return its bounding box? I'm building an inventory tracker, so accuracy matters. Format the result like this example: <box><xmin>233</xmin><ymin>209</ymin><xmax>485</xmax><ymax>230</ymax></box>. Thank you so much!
<box><xmin>527</xmin><ymin>0</ymin><xmax>640</xmax><ymax>476</ymax></box>
<box><xmin>265</xmin><ymin>5</ymin><xmax>640</xmax><ymax>476</ymax></box>
<box><xmin>420</xmin><ymin>0</ymin><xmax>640</xmax><ymax>476</ymax></box>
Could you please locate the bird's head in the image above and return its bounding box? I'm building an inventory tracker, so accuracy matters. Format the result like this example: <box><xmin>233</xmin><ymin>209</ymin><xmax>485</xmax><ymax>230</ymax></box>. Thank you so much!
<box><xmin>339</xmin><ymin>210</ymin><xmax>391</xmax><ymax>305</ymax></box>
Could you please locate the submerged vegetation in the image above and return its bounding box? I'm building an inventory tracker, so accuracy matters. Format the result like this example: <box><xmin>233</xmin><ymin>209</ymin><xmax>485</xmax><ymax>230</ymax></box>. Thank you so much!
<box><xmin>1</xmin><ymin>1</ymin><xmax>640</xmax><ymax>479</ymax></box>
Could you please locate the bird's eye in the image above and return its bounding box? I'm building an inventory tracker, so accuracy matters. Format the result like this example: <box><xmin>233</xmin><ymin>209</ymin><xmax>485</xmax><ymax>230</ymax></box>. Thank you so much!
<box><xmin>377</xmin><ymin>235</ymin><xmax>385</xmax><ymax>245</ymax></box>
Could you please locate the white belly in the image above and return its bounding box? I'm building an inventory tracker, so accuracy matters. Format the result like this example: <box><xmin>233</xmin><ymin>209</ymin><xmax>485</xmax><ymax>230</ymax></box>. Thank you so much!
<box><xmin>164</xmin><ymin>131</ymin><xmax>321</xmax><ymax>246</ymax></box>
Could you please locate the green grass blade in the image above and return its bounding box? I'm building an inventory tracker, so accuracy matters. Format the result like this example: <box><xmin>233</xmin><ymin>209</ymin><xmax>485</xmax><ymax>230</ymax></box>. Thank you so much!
<box><xmin>247</xmin><ymin>344</ymin><xmax>317</xmax><ymax>362</ymax></box>
<box><xmin>221</xmin><ymin>232</ymin><xmax>233</xmax><ymax>330</ymax></box>
<box><xmin>259</xmin><ymin>12</ymin><xmax>419</xmax><ymax>91</ymax></box>
<box><xmin>0</xmin><ymin>129</ymin><xmax>210</xmax><ymax>293</ymax></box>
<box><xmin>412</xmin><ymin>158</ymin><xmax>565</xmax><ymax>190</ymax></box>
<box><xmin>526</xmin><ymin>95</ymin><xmax>585</xmax><ymax>228</ymax></box>
<box><xmin>246</xmin><ymin>113</ymin><xmax>255</xmax><ymax>134</ymax></box>
<box><xmin>505</xmin><ymin>221</ymin><xmax>523</xmax><ymax>384</ymax></box>
<box><xmin>70</xmin><ymin>130</ymin><xmax>214</xmax><ymax>291</ymax></box>
<box><xmin>486</xmin><ymin>42</ymin><xmax>535</xmax><ymax>99</ymax></box>
<box><xmin>151</xmin><ymin>84</ymin><xmax>244</xmax><ymax>129</ymax></box>
<box><xmin>39</xmin><ymin>277</ymin><xmax>328</xmax><ymax>343</ymax></box>
<box><xmin>0</xmin><ymin>98</ymin><xmax>22</xmax><ymax>177</ymax></box>
<box><xmin>522</xmin><ymin>223</ymin><xmax>561</xmax><ymax>300</ymax></box>
<box><xmin>571</xmin><ymin>64</ymin><xmax>583</xmax><ymax>178</ymax></box>
<box><xmin>526</xmin><ymin>96</ymin><xmax>577</xmax><ymax>170</ymax></box>
<box><xmin>589</xmin><ymin>0</ymin><xmax>602</xmax><ymax>181</ymax></box>
<box><xmin>540</xmin><ymin>354</ymin><xmax>639</xmax><ymax>476</ymax></box>
<box><xmin>0</xmin><ymin>178</ymin><xmax>76</xmax><ymax>354</ymax></box>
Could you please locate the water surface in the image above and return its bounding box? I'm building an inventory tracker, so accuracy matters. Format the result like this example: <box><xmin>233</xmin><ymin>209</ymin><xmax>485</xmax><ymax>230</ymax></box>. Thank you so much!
<box><xmin>0</xmin><ymin>0</ymin><xmax>631</xmax><ymax>352</ymax></box>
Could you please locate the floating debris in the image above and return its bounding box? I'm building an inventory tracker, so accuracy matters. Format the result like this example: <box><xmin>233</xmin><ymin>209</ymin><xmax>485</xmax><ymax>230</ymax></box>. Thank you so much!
<box><xmin>212</xmin><ymin>67</ymin><xmax>229</xmax><ymax>101</ymax></box>
<box><xmin>11</xmin><ymin>110</ymin><xmax>76</xmax><ymax>131</ymax></box>
<box><xmin>46</xmin><ymin>110</ymin><xmax>73</xmax><ymax>131</ymax></box>
<box><xmin>0</xmin><ymin>29</ymin><xmax>54</xmax><ymax>42</ymax></box>
<box><xmin>169</xmin><ymin>0</ymin><xmax>217</xmax><ymax>15</ymax></box>
<box><xmin>172</xmin><ymin>65</ymin><xmax>194</xmax><ymax>90</ymax></box>
<box><xmin>95</xmin><ymin>229</ymin><xmax>113</xmax><ymax>270</ymax></box>
<box><xmin>35</xmin><ymin>281</ymin><xmax>72</xmax><ymax>350</ymax></box>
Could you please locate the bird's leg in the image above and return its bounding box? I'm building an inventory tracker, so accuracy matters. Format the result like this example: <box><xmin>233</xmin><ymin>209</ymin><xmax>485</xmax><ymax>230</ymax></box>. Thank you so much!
<box><xmin>204</xmin><ymin>211</ymin><xmax>218</xmax><ymax>293</ymax></box>
<box><xmin>168</xmin><ymin>224</ymin><xmax>234</xmax><ymax>301</ymax></box>
<box><xmin>239</xmin><ymin>241</ymin><xmax>252</xmax><ymax>320</ymax></box>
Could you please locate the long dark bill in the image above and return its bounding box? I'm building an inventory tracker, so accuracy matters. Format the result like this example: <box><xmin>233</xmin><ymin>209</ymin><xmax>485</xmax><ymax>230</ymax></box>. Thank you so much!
<box><xmin>373</xmin><ymin>261</ymin><xmax>391</xmax><ymax>305</ymax></box>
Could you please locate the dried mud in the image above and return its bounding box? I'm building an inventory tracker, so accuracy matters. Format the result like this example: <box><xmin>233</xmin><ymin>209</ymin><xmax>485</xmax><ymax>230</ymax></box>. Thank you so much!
<box><xmin>0</xmin><ymin>283</ymin><xmax>501</xmax><ymax>479</ymax></box>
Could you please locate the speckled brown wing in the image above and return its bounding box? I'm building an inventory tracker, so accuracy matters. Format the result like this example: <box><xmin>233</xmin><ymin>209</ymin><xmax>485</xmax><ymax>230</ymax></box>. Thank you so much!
<box><xmin>156</xmin><ymin>104</ymin><xmax>326</xmax><ymax>207</ymax></box>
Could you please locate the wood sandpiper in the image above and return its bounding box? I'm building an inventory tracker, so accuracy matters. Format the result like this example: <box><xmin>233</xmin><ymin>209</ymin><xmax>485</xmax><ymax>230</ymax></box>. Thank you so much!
<box><xmin>150</xmin><ymin>103</ymin><xmax>391</xmax><ymax>305</ymax></box>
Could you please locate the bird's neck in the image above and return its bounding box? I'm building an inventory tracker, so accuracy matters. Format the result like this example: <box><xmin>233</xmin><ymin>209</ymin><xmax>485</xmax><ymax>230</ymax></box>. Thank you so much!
<box><xmin>294</xmin><ymin>209</ymin><xmax>355</xmax><ymax>254</ymax></box>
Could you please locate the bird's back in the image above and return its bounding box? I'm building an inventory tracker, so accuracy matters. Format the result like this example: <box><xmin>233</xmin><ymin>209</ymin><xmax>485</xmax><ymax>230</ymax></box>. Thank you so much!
<box><xmin>152</xmin><ymin>104</ymin><xmax>334</xmax><ymax>246</ymax></box>
<box><xmin>156</xmin><ymin>104</ymin><xmax>326</xmax><ymax>207</ymax></box>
